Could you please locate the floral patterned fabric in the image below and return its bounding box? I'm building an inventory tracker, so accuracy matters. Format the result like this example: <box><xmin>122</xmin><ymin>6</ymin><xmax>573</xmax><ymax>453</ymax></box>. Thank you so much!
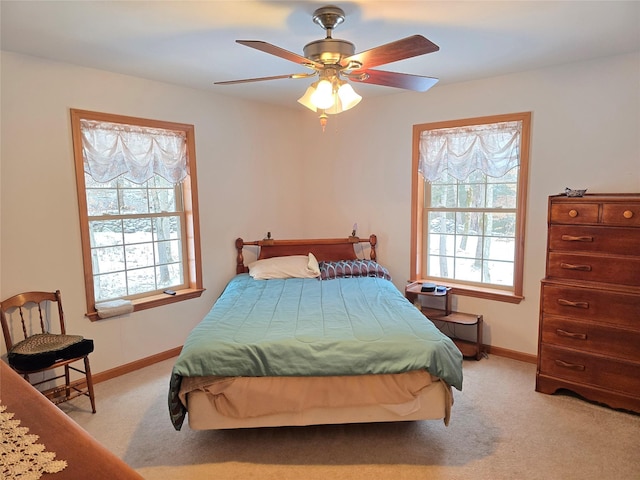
<box><xmin>0</xmin><ymin>405</ymin><xmax>67</xmax><ymax>479</ymax></box>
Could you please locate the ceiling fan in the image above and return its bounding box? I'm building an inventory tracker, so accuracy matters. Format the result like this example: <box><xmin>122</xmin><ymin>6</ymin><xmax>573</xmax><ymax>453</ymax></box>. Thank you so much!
<box><xmin>215</xmin><ymin>5</ymin><xmax>440</xmax><ymax>129</ymax></box>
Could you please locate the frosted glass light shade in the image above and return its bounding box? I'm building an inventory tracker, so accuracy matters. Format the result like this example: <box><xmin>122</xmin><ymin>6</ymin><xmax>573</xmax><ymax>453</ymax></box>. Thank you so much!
<box><xmin>297</xmin><ymin>85</ymin><xmax>318</xmax><ymax>112</ymax></box>
<box><xmin>337</xmin><ymin>83</ymin><xmax>362</xmax><ymax>111</ymax></box>
<box><xmin>310</xmin><ymin>79</ymin><xmax>335</xmax><ymax>109</ymax></box>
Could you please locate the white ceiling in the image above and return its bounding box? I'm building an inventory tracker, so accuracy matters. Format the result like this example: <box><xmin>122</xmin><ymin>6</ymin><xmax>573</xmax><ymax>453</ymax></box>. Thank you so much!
<box><xmin>2</xmin><ymin>1</ymin><xmax>639</xmax><ymax>108</ymax></box>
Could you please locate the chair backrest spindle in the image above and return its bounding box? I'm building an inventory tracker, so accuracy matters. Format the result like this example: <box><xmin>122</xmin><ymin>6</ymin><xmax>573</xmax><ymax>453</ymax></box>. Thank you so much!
<box><xmin>55</xmin><ymin>290</ymin><xmax>65</xmax><ymax>335</ymax></box>
<box><xmin>18</xmin><ymin>306</ymin><xmax>28</xmax><ymax>340</ymax></box>
<box><xmin>37</xmin><ymin>302</ymin><xmax>46</xmax><ymax>334</ymax></box>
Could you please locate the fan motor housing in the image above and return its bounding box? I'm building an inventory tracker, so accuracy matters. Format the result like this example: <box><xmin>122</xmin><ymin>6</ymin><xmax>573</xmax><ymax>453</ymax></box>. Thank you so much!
<box><xmin>303</xmin><ymin>38</ymin><xmax>355</xmax><ymax>65</ymax></box>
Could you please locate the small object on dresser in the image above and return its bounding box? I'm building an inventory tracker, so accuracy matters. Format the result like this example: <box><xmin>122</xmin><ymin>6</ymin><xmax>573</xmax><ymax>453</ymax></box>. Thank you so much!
<box><xmin>564</xmin><ymin>187</ymin><xmax>587</xmax><ymax>197</ymax></box>
<box><xmin>421</xmin><ymin>282</ymin><xmax>437</xmax><ymax>292</ymax></box>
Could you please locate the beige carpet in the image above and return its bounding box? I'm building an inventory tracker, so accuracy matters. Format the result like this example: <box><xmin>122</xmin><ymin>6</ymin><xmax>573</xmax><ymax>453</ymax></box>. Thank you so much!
<box><xmin>61</xmin><ymin>355</ymin><xmax>640</xmax><ymax>480</ymax></box>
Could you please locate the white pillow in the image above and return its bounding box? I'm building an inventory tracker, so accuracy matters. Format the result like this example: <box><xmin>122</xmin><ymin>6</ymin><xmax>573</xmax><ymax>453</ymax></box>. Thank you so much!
<box><xmin>249</xmin><ymin>253</ymin><xmax>320</xmax><ymax>279</ymax></box>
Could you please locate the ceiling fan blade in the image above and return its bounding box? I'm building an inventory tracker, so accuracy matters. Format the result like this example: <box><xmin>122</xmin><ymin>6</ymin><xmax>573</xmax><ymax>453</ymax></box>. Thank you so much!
<box><xmin>343</xmin><ymin>35</ymin><xmax>439</xmax><ymax>70</ymax></box>
<box><xmin>349</xmin><ymin>69</ymin><xmax>438</xmax><ymax>92</ymax></box>
<box><xmin>215</xmin><ymin>72</ymin><xmax>316</xmax><ymax>85</ymax></box>
<box><xmin>236</xmin><ymin>40</ymin><xmax>323</xmax><ymax>69</ymax></box>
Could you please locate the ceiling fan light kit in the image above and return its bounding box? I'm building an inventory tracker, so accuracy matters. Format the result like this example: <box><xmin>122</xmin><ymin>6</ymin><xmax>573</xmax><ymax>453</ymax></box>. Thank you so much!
<box><xmin>297</xmin><ymin>67</ymin><xmax>362</xmax><ymax>116</ymax></box>
<box><xmin>215</xmin><ymin>5</ymin><xmax>440</xmax><ymax>131</ymax></box>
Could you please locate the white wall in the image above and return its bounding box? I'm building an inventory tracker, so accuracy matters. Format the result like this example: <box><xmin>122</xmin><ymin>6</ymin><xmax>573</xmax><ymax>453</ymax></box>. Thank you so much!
<box><xmin>299</xmin><ymin>52</ymin><xmax>640</xmax><ymax>355</ymax></box>
<box><xmin>0</xmin><ymin>51</ymin><xmax>305</xmax><ymax>372</ymax></box>
<box><xmin>1</xmin><ymin>51</ymin><xmax>638</xmax><ymax>373</ymax></box>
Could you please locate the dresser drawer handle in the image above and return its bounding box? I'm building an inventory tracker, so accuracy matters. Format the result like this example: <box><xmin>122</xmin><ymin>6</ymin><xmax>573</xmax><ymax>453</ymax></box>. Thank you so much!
<box><xmin>560</xmin><ymin>235</ymin><xmax>594</xmax><ymax>242</ymax></box>
<box><xmin>623</xmin><ymin>210</ymin><xmax>634</xmax><ymax>219</ymax></box>
<box><xmin>556</xmin><ymin>329</ymin><xmax>587</xmax><ymax>340</ymax></box>
<box><xmin>557</xmin><ymin>298</ymin><xmax>589</xmax><ymax>309</ymax></box>
<box><xmin>560</xmin><ymin>263</ymin><xmax>592</xmax><ymax>271</ymax></box>
<box><xmin>555</xmin><ymin>359</ymin><xmax>585</xmax><ymax>371</ymax></box>
<box><xmin>568</xmin><ymin>209</ymin><xmax>578</xmax><ymax>218</ymax></box>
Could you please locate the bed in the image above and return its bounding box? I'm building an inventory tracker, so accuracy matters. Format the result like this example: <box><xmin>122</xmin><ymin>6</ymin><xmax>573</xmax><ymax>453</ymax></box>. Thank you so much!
<box><xmin>168</xmin><ymin>235</ymin><xmax>463</xmax><ymax>431</ymax></box>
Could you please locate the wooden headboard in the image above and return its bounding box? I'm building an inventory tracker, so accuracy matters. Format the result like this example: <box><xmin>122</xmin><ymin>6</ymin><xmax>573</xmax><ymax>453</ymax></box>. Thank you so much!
<box><xmin>235</xmin><ymin>235</ymin><xmax>378</xmax><ymax>274</ymax></box>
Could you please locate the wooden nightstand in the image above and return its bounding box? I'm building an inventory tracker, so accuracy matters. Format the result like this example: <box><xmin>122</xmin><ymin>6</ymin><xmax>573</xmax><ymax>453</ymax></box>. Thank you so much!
<box><xmin>405</xmin><ymin>281</ymin><xmax>484</xmax><ymax>360</ymax></box>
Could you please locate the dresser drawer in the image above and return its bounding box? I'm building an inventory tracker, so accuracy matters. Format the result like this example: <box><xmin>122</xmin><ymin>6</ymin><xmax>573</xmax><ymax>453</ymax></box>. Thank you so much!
<box><xmin>547</xmin><ymin>252</ymin><xmax>640</xmax><ymax>286</ymax></box>
<box><xmin>550</xmin><ymin>202</ymin><xmax>599</xmax><ymax>224</ymax></box>
<box><xmin>602</xmin><ymin>203</ymin><xmax>640</xmax><ymax>227</ymax></box>
<box><xmin>541</xmin><ymin>284</ymin><xmax>640</xmax><ymax>328</ymax></box>
<box><xmin>541</xmin><ymin>316</ymin><xmax>640</xmax><ymax>362</ymax></box>
<box><xmin>548</xmin><ymin>225</ymin><xmax>640</xmax><ymax>256</ymax></box>
<box><xmin>539</xmin><ymin>344</ymin><xmax>640</xmax><ymax>396</ymax></box>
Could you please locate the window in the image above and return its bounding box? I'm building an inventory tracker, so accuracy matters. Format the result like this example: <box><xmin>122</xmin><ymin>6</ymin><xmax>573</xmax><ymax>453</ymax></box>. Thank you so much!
<box><xmin>71</xmin><ymin>109</ymin><xmax>204</xmax><ymax>319</ymax></box>
<box><xmin>411</xmin><ymin>112</ymin><xmax>531</xmax><ymax>303</ymax></box>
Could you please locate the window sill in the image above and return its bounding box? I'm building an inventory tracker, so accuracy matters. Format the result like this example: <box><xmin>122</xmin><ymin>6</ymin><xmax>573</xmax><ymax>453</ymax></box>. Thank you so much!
<box><xmin>86</xmin><ymin>287</ymin><xmax>206</xmax><ymax>321</ymax></box>
<box><xmin>414</xmin><ymin>280</ymin><xmax>524</xmax><ymax>304</ymax></box>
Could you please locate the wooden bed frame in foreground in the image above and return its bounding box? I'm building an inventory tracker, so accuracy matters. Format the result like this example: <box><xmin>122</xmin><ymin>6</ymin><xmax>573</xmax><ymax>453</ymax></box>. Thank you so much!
<box><xmin>1</xmin><ymin>361</ymin><xmax>143</xmax><ymax>479</ymax></box>
<box><xmin>235</xmin><ymin>234</ymin><xmax>378</xmax><ymax>274</ymax></box>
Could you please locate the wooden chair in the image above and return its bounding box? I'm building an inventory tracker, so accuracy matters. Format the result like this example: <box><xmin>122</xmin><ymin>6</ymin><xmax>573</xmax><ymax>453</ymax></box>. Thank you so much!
<box><xmin>0</xmin><ymin>290</ymin><xmax>96</xmax><ymax>412</ymax></box>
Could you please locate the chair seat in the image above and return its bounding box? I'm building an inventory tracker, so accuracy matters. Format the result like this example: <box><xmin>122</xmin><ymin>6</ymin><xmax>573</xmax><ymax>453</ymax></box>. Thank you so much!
<box><xmin>8</xmin><ymin>333</ymin><xmax>94</xmax><ymax>371</ymax></box>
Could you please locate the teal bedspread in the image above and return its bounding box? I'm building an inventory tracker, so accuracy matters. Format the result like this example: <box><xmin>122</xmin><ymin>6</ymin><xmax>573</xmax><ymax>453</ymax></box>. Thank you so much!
<box><xmin>169</xmin><ymin>274</ymin><xmax>463</xmax><ymax>430</ymax></box>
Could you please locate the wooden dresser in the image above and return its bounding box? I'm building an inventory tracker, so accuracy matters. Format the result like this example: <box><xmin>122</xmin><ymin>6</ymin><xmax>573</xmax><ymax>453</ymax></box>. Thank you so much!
<box><xmin>536</xmin><ymin>193</ymin><xmax>640</xmax><ymax>412</ymax></box>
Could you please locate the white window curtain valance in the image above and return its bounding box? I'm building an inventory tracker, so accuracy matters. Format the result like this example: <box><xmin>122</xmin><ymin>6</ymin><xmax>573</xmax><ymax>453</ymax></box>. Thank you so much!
<box><xmin>419</xmin><ymin>120</ymin><xmax>522</xmax><ymax>182</ymax></box>
<box><xmin>80</xmin><ymin>120</ymin><xmax>188</xmax><ymax>184</ymax></box>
